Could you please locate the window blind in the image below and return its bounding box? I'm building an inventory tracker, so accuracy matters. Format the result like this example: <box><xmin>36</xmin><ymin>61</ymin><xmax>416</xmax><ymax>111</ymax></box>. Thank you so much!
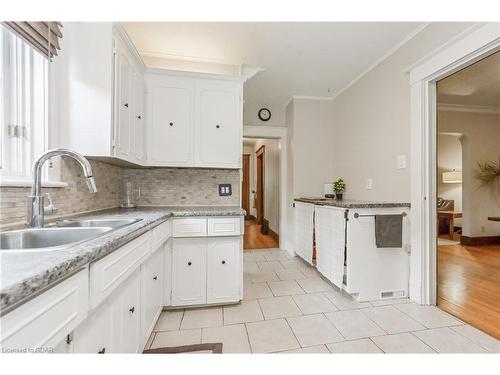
<box><xmin>2</xmin><ymin>21</ymin><xmax>62</xmax><ymax>59</ymax></box>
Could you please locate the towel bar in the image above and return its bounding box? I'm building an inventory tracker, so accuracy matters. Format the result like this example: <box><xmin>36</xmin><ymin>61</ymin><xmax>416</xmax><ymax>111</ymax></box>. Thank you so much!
<box><xmin>353</xmin><ymin>212</ymin><xmax>407</xmax><ymax>219</ymax></box>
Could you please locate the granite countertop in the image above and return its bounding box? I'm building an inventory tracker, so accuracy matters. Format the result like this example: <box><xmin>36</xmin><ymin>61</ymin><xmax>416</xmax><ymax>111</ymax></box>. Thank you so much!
<box><xmin>0</xmin><ymin>206</ymin><xmax>245</xmax><ymax>313</ymax></box>
<box><xmin>294</xmin><ymin>197</ymin><xmax>411</xmax><ymax>208</ymax></box>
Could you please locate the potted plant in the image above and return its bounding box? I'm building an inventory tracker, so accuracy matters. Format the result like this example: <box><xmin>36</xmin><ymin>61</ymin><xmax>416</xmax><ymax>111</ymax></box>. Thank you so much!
<box><xmin>333</xmin><ymin>178</ymin><xmax>346</xmax><ymax>200</ymax></box>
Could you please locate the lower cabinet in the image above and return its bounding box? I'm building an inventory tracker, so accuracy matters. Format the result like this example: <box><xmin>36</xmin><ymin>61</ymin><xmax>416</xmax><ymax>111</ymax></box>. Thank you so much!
<box><xmin>141</xmin><ymin>246</ymin><xmax>164</xmax><ymax>339</ymax></box>
<box><xmin>171</xmin><ymin>238</ymin><xmax>207</xmax><ymax>306</ymax></box>
<box><xmin>170</xmin><ymin>236</ymin><xmax>241</xmax><ymax>307</ymax></box>
<box><xmin>73</xmin><ymin>270</ymin><xmax>141</xmax><ymax>353</ymax></box>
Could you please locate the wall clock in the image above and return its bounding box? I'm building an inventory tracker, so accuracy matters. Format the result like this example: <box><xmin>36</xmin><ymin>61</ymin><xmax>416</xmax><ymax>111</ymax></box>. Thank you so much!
<box><xmin>258</xmin><ymin>108</ymin><xmax>271</xmax><ymax>122</ymax></box>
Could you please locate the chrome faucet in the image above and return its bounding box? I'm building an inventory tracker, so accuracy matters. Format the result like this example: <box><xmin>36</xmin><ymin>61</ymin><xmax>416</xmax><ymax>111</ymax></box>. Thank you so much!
<box><xmin>27</xmin><ymin>149</ymin><xmax>98</xmax><ymax>228</ymax></box>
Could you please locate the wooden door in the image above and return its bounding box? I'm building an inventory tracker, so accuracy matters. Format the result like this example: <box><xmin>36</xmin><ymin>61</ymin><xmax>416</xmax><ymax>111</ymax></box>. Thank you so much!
<box><xmin>256</xmin><ymin>146</ymin><xmax>265</xmax><ymax>224</ymax></box>
<box><xmin>242</xmin><ymin>154</ymin><xmax>250</xmax><ymax>217</ymax></box>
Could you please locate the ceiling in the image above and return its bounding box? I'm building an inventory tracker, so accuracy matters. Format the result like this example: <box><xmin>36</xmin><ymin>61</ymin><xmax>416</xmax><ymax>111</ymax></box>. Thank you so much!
<box><xmin>124</xmin><ymin>22</ymin><xmax>424</xmax><ymax>110</ymax></box>
<box><xmin>438</xmin><ymin>51</ymin><xmax>500</xmax><ymax>108</ymax></box>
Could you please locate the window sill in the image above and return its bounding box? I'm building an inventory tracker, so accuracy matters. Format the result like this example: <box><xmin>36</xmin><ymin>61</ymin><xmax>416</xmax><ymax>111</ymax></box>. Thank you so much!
<box><xmin>0</xmin><ymin>179</ymin><xmax>69</xmax><ymax>188</ymax></box>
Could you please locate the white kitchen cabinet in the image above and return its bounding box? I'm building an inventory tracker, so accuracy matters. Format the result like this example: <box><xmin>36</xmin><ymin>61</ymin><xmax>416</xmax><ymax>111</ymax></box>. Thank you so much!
<box><xmin>145</xmin><ymin>70</ymin><xmax>243</xmax><ymax>169</ymax></box>
<box><xmin>195</xmin><ymin>83</ymin><xmax>241</xmax><ymax>168</ymax></box>
<box><xmin>294</xmin><ymin>202</ymin><xmax>315</xmax><ymax>265</ymax></box>
<box><xmin>148</xmin><ymin>82</ymin><xmax>194</xmax><ymax>166</ymax></box>
<box><xmin>116</xmin><ymin>270</ymin><xmax>141</xmax><ymax>353</ymax></box>
<box><xmin>141</xmin><ymin>247</ymin><xmax>163</xmax><ymax>340</ymax></box>
<box><xmin>73</xmin><ymin>298</ymin><xmax>114</xmax><ymax>354</ymax></box>
<box><xmin>163</xmin><ymin>240</ymin><xmax>172</xmax><ymax>307</ymax></box>
<box><xmin>55</xmin><ymin>23</ymin><xmax>145</xmax><ymax>164</ymax></box>
<box><xmin>206</xmin><ymin>237</ymin><xmax>241</xmax><ymax>304</ymax></box>
<box><xmin>171</xmin><ymin>238</ymin><xmax>207</xmax><ymax>306</ymax></box>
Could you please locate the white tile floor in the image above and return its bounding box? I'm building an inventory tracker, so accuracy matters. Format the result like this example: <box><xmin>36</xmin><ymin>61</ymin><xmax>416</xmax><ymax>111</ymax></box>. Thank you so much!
<box><xmin>147</xmin><ymin>249</ymin><xmax>500</xmax><ymax>353</ymax></box>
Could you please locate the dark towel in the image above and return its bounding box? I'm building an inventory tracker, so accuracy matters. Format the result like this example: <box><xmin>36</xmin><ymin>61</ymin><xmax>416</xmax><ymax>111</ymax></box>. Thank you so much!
<box><xmin>374</xmin><ymin>214</ymin><xmax>403</xmax><ymax>248</ymax></box>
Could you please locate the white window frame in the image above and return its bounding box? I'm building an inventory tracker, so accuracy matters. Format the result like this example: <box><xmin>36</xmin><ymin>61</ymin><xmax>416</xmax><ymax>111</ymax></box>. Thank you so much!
<box><xmin>0</xmin><ymin>26</ymin><xmax>67</xmax><ymax>187</ymax></box>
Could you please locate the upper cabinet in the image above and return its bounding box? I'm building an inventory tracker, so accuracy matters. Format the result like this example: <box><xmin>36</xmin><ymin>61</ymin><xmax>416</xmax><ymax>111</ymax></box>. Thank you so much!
<box><xmin>54</xmin><ymin>23</ymin><xmax>243</xmax><ymax>168</ymax></box>
<box><xmin>146</xmin><ymin>71</ymin><xmax>243</xmax><ymax>169</ymax></box>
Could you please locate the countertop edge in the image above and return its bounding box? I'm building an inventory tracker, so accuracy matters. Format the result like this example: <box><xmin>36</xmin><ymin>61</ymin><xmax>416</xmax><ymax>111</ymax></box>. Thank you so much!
<box><xmin>294</xmin><ymin>197</ymin><xmax>411</xmax><ymax>208</ymax></box>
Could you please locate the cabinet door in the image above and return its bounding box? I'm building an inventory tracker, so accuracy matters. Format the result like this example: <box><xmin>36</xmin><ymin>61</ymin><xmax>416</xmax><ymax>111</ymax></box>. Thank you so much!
<box><xmin>132</xmin><ymin>70</ymin><xmax>145</xmax><ymax>162</ymax></box>
<box><xmin>206</xmin><ymin>237</ymin><xmax>241</xmax><ymax>304</ymax></box>
<box><xmin>73</xmin><ymin>302</ymin><xmax>114</xmax><ymax>354</ymax></box>
<box><xmin>141</xmin><ymin>248</ymin><xmax>163</xmax><ymax>340</ymax></box>
<box><xmin>171</xmin><ymin>238</ymin><xmax>206</xmax><ymax>306</ymax></box>
<box><xmin>117</xmin><ymin>270</ymin><xmax>141</xmax><ymax>353</ymax></box>
<box><xmin>114</xmin><ymin>44</ymin><xmax>132</xmax><ymax>160</ymax></box>
<box><xmin>148</xmin><ymin>85</ymin><xmax>193</xmax><ymax>166</ymax></box>
<box><xmin>294</xmin><ymin>202</ymin><xmax>315</xmax><ymax>265</ymax></box>
<box><xmin>196</xmin><ymin>86</ymin><xmax>241</xmax><ymax>168</ymax></box>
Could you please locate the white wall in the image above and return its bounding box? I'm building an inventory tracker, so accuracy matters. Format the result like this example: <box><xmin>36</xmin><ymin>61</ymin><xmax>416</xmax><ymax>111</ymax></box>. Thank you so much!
<box><xmin>438</xmin><ymin>110</ymin><xmax>500</xmax><ymax>237</ymax></box>
<box><xmin>437</xmin><ymin>134</ymin><xmax>463</xmax><ymax>212</ymax></box>
<box><xmin>329</xmin><ymin>22</ymin><xmax>475</xmax><ymax>202</ymax></box>
<box><xmin>243</xmin><ymin>102</ymin><xmax>286</xmax><ymax>127</ymax></box>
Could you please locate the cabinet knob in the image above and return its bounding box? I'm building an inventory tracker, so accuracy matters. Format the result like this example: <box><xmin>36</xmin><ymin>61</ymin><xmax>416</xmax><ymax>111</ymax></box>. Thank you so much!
<box><xmin>98</xmin><ymin>347</ymin><xmax>106</xmax><ymax>354</ymax></box>
<box><xmin>65</xmin><ymin>334</ymin><xmax>72</xmax><ymax>345</ymax></box>
<box><xmin>137</xmin><ymin>115</ymin><xmax>142</xmax><ymax>120</ymax></box>
<box><xmin>129</xmin><ymin>306</ymin><xmax>135</xmax><ymax>314</ymax></box>
<box><xmin>188</xmin><ymin>261</ymin><xmax>192</xmax><ymax>266</ymax></box>
<box><xmin>216</xmin><ymin>124</ymin><xmax>220</xmax><ymax>129</ymax></box>
<box><xmin>124</xmin><ymin>103</ymin><xmax>129</xmax><ymax>108</ymax></box>
<box><xmin>153</xmin><ymin>276</ymin><xmax>158</xmax><ymax>281</ymax></box>
<box><xmin>169</xmin><ymin>122</ymin><xmax>174</xmax><ymax>126</ymax></box>
<box><xmin>221</xmin><ymin>260</ymin><xmax>226</xmax><ymax>265</ymax></box>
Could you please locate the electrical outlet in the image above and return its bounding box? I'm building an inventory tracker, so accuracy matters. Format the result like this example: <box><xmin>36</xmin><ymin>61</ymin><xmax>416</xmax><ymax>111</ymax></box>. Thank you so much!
<box><xmin>397</xmin><ymin>154</ymin><xmax>407</xmax><ymax>169</ymax></box>
<box><xmin>219</xmin><ymin>184</ymin><xmax>232</xmax><ymax>196</ymax></box>
<box><xmin>366</xmin><ymin>178</ymin><xmax>373</xmax><ymax>190</ymax></box>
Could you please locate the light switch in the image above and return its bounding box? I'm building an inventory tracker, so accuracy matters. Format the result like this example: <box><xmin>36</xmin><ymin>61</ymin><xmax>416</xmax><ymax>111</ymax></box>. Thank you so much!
<box><xmin>397</xmin><ymin>154</ymin><xmax>406</xmax><ymax>169</ymax></box>
<box><xmin>366</xmin><ymin>178</ymin><xmax>373</xmax><ymax>190</ymax></box>
<box><xmin>219</xmin><ymin>184</ymin><xmax>232</xmax><ymax>196</ymax></box>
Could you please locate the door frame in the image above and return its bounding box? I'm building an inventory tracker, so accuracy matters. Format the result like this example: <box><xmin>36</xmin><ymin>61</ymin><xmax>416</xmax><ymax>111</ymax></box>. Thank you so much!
<box><xmin>255</xmin><ymin>145</ymin><xmax>265</xmax><ymax>224</ymax></box>
<box><xmin>243</xmin><ymin>126</ymin><xmax>289</xmax><ymax>252</ymax></box>
<box><xmin>408</xmin><ymin>23</ymin><xmax>500</xmax><ymax>304</ymax></box>
<box><xmin>241</xmin><ymin>154</ymin><xmax>251</xmax><ymax>219</ymax></box>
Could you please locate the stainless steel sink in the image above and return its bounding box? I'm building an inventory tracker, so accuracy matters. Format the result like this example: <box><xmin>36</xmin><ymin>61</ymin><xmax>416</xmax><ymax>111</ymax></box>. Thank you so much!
<box><xmin>55</xmin><ymin>218</ymin><xmax>141</xmax><ymax>229</ymax></box>
<box><xmin>0</xmin><ymin>227</ymin><xmax>113</xmax><ymax>252</ymax></box>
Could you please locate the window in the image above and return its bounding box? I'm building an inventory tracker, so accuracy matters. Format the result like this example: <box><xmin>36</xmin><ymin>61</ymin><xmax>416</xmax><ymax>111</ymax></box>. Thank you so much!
<box><xmin>0</xmin><ymin>25</ymin><xmax>48</xmax><ymax>183</ymax></box>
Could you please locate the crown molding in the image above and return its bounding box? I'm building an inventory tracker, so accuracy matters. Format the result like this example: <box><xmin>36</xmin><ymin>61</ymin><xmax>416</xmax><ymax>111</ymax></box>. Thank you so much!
<box><xmin>284</xmin><ymin>95</ymin><xmax>334</xmax><ymax>109</ymax></box>
<box><xmin>438</xmin><ymin>103</ymin><xmax>500</xmax><ymax>114</ymax></box>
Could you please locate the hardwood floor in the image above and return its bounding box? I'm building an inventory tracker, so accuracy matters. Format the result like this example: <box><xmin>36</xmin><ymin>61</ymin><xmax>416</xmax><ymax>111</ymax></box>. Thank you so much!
<box><xmin>243</xmin><ymin>219</ymin><xmax>279</xmax><ymax>250</ymax></box>
<box><xmin>437</xmin><ymin>243</ymin><xmax>500</xmax><ymax>339</ymax></box>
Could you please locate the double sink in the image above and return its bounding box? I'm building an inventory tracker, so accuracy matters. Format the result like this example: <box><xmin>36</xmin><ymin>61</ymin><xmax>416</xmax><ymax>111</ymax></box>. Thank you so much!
<box><xmin>0</xmin><ymin>218</ymin><xmax>142</xmax><ymax>252</ymax></box>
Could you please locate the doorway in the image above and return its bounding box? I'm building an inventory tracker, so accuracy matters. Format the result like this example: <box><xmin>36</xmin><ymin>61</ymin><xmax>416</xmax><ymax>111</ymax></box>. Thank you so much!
<box><xmin>435</xmin><ymin>51</ymin><xmax>500</xmax><ymax>339</ymax></box>
<box><xmin>242</xmin><ymin>138</ymin><xmax>280</xmax><ymax>251</ymax></box>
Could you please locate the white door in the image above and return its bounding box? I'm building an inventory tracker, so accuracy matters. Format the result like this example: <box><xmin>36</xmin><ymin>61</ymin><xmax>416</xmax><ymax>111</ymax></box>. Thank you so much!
<box><xmin>132</xmin><ymin>71</ymin><xmax>145</xmax><ymax>162</ymax></box>
<box><xmin>73</xmin><ymin>302</ymin><xmax>114</xmax><ymax>354</ymax></box>
<box><xmin>294</xmin><ymin>202</ymin><xmax>314</xmax><ymax>265</ymax></box>
<box><xmin>148</xmin><ymin>86</ymin><xmax>193</xmax><ymax>166</ymax></box>
<box><xmin>196</xmin><ymin>86</ymin><xmax>241</xmax><ymax>168</ymax></box>
<box><xmin>141</xmin><ymin>248</ymin><xmax>163</xmax><ymax>339</ymax></box>
<box><xmin>171</xmin><ymin>238</ymin><xmax>207</xmax><ymax>306</ymax></box>
<box><xmin>114</xmin><ymin>45</ymin><xmax>132</xmax><ymax>160</ymax></box>
<box><xmin>117</xmin><ymin>270</ymin><xmax>141</xmax><ymax>353</ymax></box>
<box><xmin>206</xmin><ymin>237</ymin><xmax>241</xmax><ymax>304</ymax></box>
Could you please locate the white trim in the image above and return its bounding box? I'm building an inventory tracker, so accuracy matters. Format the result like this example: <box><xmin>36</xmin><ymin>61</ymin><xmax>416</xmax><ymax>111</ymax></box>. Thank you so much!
<box><xmin>283</xmin><ymin>95</ymin><xmax>333</xmax><ymax>109</ymax></box>
<box><xmin>437</xmin><ymin>103</ymin><xmax>500</xmax><ymax>114</ymax></box>
<box><xmin>113</xmin><ymin>23</ymin><xmax>146</xmax><ymax>72</ymax></box>
<box><xmin>409</xmin><ymin>22</ymin><xmax>500</xmax><ymax>305</ymax></box>
<box><xmin>242</xmin><ymin>125</ymin><xmax>290</xmax><ymax>253</ymax></box>
<box><xmin>0</xmin><ymin>179</ymin><xmax>68</xmax><ymax>188</ymax></box>
<box><xmin>145</xmin><ymin>67</ymin><xmax>247</xmax><ymax>82</ymax></box>
<box><xmin>332</xmin><ymin>22</ymin><xmax>431</xmax><ymax>100</ymax></box>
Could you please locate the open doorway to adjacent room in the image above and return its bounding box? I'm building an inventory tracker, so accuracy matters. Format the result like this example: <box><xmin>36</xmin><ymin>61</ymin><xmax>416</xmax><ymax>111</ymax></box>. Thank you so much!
<box><xmin>242</xmin><ymin>138</ymin><xmax>280</xmax><ymax>251</ymax></box>
<box><xmin>436</xmin><ymin>51</ymin><xmax>500</xmax><ymax>339</ymax></box>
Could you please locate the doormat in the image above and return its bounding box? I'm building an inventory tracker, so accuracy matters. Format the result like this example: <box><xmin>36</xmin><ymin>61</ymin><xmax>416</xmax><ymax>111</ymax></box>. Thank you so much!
<box><xmin>143</xmin><ymin>342</ymin><xmax>223</xmax><ymax>354</ymax></box>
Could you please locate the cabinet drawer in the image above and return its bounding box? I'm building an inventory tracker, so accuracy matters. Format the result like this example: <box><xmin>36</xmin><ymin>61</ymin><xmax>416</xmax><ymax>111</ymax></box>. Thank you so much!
<box><xmin>172</xmin><ymin>218</ymin><xmax>207</xmax><ymax>237</ymax></box>
<box><xmin>1</xmin><ymin>269</ymin><xmax>89</xmax><ymax>351</ymax></box>
<box><xmin>151</xmin><ymin>220</ymin><xmax>171</xmax><ymax>250</ymax></box>
<box><xmin>90</xmin><ymin>232</ymin><xmax>150</xmax><ymax>308</ymax></box>
<box><xmin>207</xmin><ymin>217</ymin><xmax>241</xmax><ymax>237</ymax></box>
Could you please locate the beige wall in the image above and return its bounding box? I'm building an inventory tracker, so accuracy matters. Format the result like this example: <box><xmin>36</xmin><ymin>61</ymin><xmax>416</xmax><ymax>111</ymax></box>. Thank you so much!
<box><xmin>329</xmin><ymin>22</ymin><xmax>475</xmax><ymax>202</ymax></box>
<box><xmin>438</xmin><ymin>134</ymin><xmax>463</xmax><ymax>212</ymax></box>
<box><xmin>243</xmin><ymin>102</ymin><xmax>286</xmax><ymax>127</ymax></box>
<box><xmin>438</xmin><ymin>110</ymin><xmax>500</xmax><ymax>237</ymax></box>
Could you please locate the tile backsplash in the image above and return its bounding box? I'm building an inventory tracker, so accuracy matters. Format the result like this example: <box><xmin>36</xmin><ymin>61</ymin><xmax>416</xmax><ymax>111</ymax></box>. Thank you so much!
<box><xmin>0</xmin><ymin>158</ymin><xmax>240</xmax><ymax>227</ymax></box>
